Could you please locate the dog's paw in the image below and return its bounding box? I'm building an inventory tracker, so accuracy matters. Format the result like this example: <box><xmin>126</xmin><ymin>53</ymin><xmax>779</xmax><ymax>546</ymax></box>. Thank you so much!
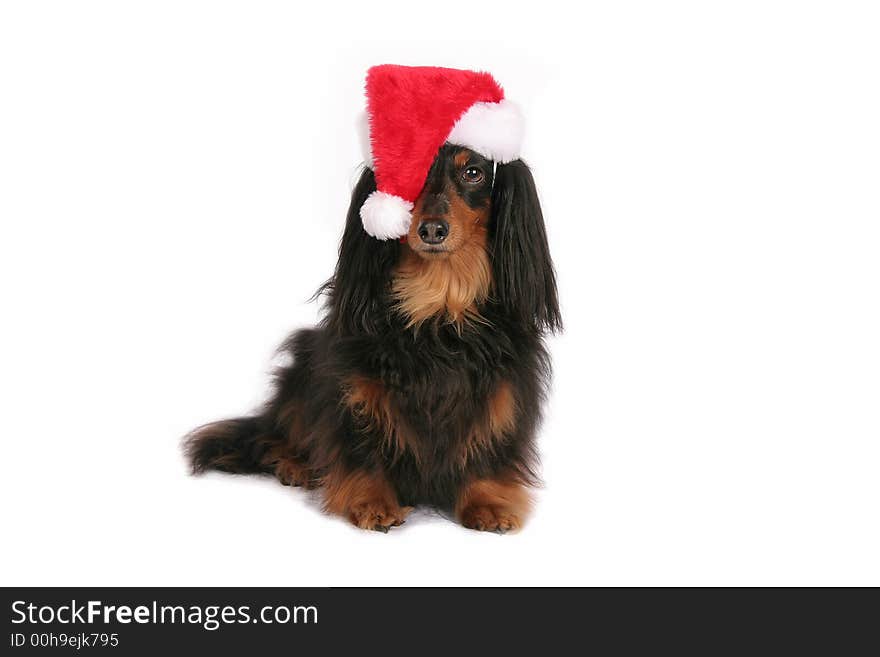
<box><xmin>274</xmin><ymin>459</ymin><xmax>315</xmax><ymax>489</ymax></box>
<box><xmin>348</xmin><ymin>502</ymin><xmax>413</xmax><ymax>533</ymax></box>
<box><xmin>459</xmin><ymin>505</ymin><xmax>522</xmax><ymax>534</ymax></box>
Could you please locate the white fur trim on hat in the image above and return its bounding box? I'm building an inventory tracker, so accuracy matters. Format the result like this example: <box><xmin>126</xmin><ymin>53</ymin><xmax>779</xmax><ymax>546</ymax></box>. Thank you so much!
<box><xmin>447</xmin><ymin>99</ymin><xmax>524</xmax><ymax>164</ymax></box>
<box><xmin>359</xmin><ymin>191</ymin><xmax>413</xmax><ymax>240</ymax></box>
<box><xmin>356</xmin><ymin>111</ymin><xmax>373</xmax><ymax>168</ymax></box>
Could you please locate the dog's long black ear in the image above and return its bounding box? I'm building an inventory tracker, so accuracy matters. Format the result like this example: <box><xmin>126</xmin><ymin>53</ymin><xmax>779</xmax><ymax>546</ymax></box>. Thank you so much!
<box><xmin>322</xmin><ymin>166</ymin><xmax>400</xmax><ymax>334</ymax></box>
<box><xmin>490</xmin><ymin>159</ymin><xmax>561</xmax><ymax>333</ymax></box>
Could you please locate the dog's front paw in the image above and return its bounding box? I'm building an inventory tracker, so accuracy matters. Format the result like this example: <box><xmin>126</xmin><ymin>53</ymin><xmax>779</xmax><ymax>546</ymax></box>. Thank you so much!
<box><xmin>459</xmin><ymin>504</ymin><xmax>522</xmax><ymax>533</ymax></box>
<box><xmin>349</xmin><ymin>502</ymin><xmax>413</xmax><ymax>533</ymax></box>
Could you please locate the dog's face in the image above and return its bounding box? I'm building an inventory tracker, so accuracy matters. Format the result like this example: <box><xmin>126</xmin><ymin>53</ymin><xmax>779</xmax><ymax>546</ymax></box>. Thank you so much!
<box><xmin>403</xmin><ymin>145</ymin><xmax>495</xmax><ymax>259</ymax></box>
<box><xmin>331</xmin><ymin>147</ymin><xmax>560</xmax><ymax>334</ymax></box>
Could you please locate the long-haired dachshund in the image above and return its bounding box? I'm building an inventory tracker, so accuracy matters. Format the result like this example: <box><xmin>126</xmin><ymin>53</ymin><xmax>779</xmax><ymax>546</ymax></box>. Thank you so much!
<box><xmin>185</xmin><ymin>144</ymin><xmax>560</xmax><ymax>532</ymax></box>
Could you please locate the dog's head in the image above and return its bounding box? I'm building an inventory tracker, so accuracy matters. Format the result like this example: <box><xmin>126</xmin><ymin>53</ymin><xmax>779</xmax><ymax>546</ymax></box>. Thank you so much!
<box><xmin>328</xmin><ymin>146</ymin><xmax>560</xmax><ymax>334</ymax></box>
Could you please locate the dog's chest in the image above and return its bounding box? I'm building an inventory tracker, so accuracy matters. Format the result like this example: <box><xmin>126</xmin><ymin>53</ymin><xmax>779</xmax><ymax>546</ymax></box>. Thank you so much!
<box><xmin>380</xmin><ymin>328</ymin><xmax>506</xmax><ymax>434</ymax></box>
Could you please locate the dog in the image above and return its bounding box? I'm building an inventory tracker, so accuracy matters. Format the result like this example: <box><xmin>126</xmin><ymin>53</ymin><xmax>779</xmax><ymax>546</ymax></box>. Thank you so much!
<box><xmin>184</xmin><ymin>144</ymin><xmax>560</xmax><ymax>532</ymax></box>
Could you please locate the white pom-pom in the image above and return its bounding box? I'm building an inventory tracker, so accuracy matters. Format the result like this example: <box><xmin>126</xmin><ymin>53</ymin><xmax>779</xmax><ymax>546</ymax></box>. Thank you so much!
<box><xmin>359</xmin><ymin>191</ymin><xmax>413</xmax><ymax>240</ymax></box>
<box><xmin>447</xmin><ymin>99</ymin><xmax>524</xmax><ymax>164</ymax></box>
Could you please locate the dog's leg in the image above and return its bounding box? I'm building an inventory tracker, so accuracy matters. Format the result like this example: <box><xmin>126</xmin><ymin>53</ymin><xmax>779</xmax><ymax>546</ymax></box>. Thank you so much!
<box><xmin>321</xmin><ymin>464</ymin><xmax>412</xmax><ymax>532</ymax></box>
<box><xmin>455</xmin><ymin>474</ymin><xmax>532</xmax><ymax>533</ymax></box>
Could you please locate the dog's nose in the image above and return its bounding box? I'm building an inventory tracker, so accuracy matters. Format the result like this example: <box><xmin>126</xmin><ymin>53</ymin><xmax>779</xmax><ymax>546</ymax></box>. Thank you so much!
<box><xmin>417</xmin><ymin>219</ymin><xmax>449</xmax><ymax>245</ymax></box>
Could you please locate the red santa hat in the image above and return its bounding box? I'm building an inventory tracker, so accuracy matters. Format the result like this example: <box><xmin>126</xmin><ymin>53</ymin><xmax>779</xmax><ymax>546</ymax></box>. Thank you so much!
<box><xmin>358</xmin><ymin>65</ymin><xmax>525</xmax><ymax>240</ymax></box>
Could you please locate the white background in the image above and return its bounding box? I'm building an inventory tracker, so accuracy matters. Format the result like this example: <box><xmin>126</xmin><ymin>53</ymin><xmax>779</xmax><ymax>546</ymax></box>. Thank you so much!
<box><xmin>2</xmin><ymin>1</ymin><xmax>878</xmax><ymax>586</ymax></box>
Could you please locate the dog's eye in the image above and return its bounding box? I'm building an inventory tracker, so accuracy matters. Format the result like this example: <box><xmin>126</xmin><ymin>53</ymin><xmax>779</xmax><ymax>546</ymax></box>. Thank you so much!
<box><xmin>461</xmin><ymin>167</ymin><xmax>484</xmax><ymax>184</ymax></box>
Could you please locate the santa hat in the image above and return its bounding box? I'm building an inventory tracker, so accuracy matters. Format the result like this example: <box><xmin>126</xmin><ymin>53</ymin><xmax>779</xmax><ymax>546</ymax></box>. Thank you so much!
<box><xmin>358</xmin><ymin>65</ymin><xmax>525</xmax><ymax>240</ymax></box>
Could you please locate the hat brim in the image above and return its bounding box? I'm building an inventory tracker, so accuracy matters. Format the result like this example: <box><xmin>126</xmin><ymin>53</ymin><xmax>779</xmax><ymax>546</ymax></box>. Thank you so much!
<box><xmin>359</xmin><ymin>99</ymin><xmax>524</xmax><ymax>168</ymax></box>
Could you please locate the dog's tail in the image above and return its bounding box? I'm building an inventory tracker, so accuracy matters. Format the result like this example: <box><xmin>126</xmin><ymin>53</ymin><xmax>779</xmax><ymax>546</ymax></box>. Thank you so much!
<box><xmin>184</xmin><ymin>416</ymin><xmax>278</xmax><ymax>475</ymax></box>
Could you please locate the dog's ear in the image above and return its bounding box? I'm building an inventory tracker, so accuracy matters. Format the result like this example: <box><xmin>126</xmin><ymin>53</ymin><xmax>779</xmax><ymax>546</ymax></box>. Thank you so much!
<box><xmin>490</xmin><ymin>159</ymin><xmax>561</xmax><ymax>333</ymax></box>
<box><xmin>323</xmin><ymin>166</ymin><xmax>400</xmax><ymax>334</ymax></box>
